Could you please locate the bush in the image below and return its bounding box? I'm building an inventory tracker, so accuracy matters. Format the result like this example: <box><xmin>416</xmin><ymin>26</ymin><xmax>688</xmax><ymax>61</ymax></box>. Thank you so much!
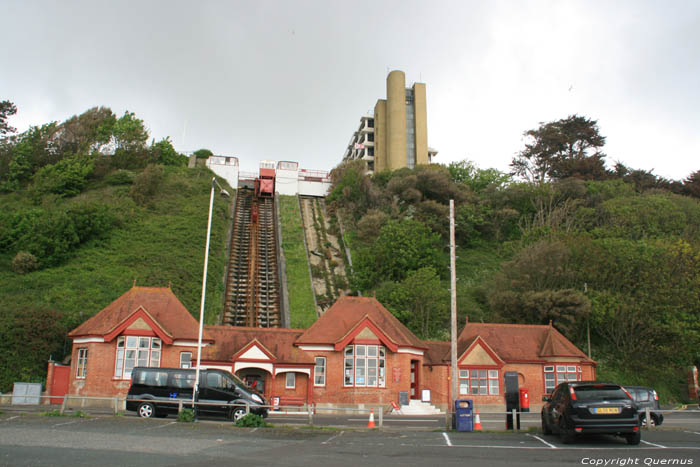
<box><xmin>130</xmin><ymin>164</ymin><xmax>164</xmax><ymax>206</ymax></box>
<box><xmin>11</xmin><ymin>251</ymin><xmax>39</xmax><ymax>274</ymax></box>
<box><xmin>0</xmin><ymin>202</ymin><xmax>116</xmax><ymax>268</ymax></box>
<box><xmin>32</xmin><ymin>156</ymin><xmax>94</xmax><ymax>197</ymax></box>
<box><xmin>177</xmin><ymin>408</ymin><xmax>195</xmax><ymax>422</ymax></box>
<box><xmin>234</xmin><ymin>413</ymin><xmax>270</xmax><ymax>428</ymax></box>
<box><xmin>105</xmin><ymin>170</ymin><xmax>134</xmax><ymax>186</ymax></box>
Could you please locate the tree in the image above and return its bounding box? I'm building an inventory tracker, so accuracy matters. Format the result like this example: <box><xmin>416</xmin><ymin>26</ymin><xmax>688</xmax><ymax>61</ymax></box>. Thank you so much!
<box><xmin>683</xmin><ymin>170</ymin><xmax>700</xmax><ymax>199</ymax></box>
<box><xmin>448</xmin><ymin>159</ymin><xmax>511</xmax><ymax>192</ymax></box>
<box><xmin>194</xmin><ymin>148</ymin><xmax>213</xmax><ymax>159</ymax></box>
<box><xmin>377</xmin><ymin>267</ymin><xmax>450</xmax><ymax>339</ymax></box>
<box><xmin>511</xmin><ymin>115</ymin><xmax>609</xmax><ymax>182</ymax></box>
<box><xmin>352</xmin><ymin>218</ymin><xmax>446</xmax><ymax>291</ymax></box>
<box><xmin>150</xmin><ymin>137</ymin><xmax>187</xmax><ymax>166</ymax></box>
<box><xmin>0</xmin><ymin>100</ymin><xmax>17</xmax><ymax>135</ymax></box>
<box><xmin>111</xmin><ymin>111</ymin><xmax>149</xmax><ymax>169</ymax></box>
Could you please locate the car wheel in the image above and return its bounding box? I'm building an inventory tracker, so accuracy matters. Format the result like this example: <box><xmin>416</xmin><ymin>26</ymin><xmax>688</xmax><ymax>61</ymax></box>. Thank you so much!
<box><xmin>541</xmin><ymin>412</ymin><xmax>552</xmax><ymax>435</ymax></box>
<box><xmin>640</xmin><ymin>413</ymin><xmax>657</xmax><ymax>427</ymax></box>
<box><xmin>231</xmin><ymin>407</ymin><xmax>247</xmax><ymax>421</ymax></box>
<box><xmin>558</xmin><ymin>418</ymin><xmax>575</xmax><ymax>444</ymax></box>
<box><xmin>137</xmin><ymin>402</ymin><xmax>155</xmax><ymax>419</ymax></box>
<box><xmin>626</xmin><ymin>431</ymin><xmax>641</xmax><ymax>445</ymax></box>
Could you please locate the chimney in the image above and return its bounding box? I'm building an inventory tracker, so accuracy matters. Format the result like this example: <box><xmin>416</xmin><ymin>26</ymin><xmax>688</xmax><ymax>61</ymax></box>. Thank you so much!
<box><xmin>465</xmin><ymin>315</ymin><xmax>469</xmax><ymax>325</ymax></box>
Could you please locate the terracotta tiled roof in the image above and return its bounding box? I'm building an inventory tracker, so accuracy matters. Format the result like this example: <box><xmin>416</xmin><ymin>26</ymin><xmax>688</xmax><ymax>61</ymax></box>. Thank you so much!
<box><xmin>67</xmin><ymin>286</ymin><xmax>200</xmax><ymax>342</ymax></box>
<box><xmin>454</xmin><ymin>321</ymin><xmax>594</xmax><ymax>363</ymax></box>
<box><xmin>202</xmin><ymin>326</ymin><xmax>313</xmax><ymax>364</ymax></box>
<box><xmin>422</xmin><ymin>340</ymin><xmax>451</xmax><ymax>365</ymax></box>
<box><xmin>295</xmin><ymin>296</ymin><xmax>425</xmax><ymax>350</ymax></box>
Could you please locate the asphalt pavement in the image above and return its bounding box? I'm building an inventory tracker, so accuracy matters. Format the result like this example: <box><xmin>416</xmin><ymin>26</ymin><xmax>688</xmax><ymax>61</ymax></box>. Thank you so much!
<box><xmin>1</xmin><ymin>411</ymin><xmax>699</xmax><ymax>467</ymax></box>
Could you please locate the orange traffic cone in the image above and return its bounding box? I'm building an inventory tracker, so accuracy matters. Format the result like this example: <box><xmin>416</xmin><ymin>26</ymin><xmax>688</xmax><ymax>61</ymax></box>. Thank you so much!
<box><xmin>367</xmin><ymin>409</ymin><xmax>376</xmax><ymax>428</ymax></box>
<box><xmin>474</xmin><ymin>409</ymin><xmax>483</xmax><ymax>431</ymax></box>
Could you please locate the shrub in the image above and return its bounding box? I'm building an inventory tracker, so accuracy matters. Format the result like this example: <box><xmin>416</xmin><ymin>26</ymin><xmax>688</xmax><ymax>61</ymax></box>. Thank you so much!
<box><xmin>40</xmin><ymin>410</ymin><xmax>63</xmax><ymax>417</ymax></box>
<box><xmin>177</xmin><ymin>409</ymin><xmax>195</xmax><ymax>422</ymax></box>
<box><xmin>130</xmin><ymin>164</ymin><xmax>164</xmax><ymax>206</ymax></box>
<box><xmin>32</xmin><ymin>156</ymin><xmax>94</xmax><ymax>197</ymax></box>
<box><xmin>11</xmin><ymin>251</ymin><xmax>39</xmax><ymax>274</ymax></box>
<box><xmin>194</xmin><ymin>149</ymin><xmax>213</xmax><ymax>159</ymax></box>
<box><xmin>235</xmin><ymin>413</ymin><xmax>270</xmax><ymax>428</ymax></box>
<box><xmin>105</xmin><ymin>170</ymin><xmax>134</xmax><ymax>186</ymax></box>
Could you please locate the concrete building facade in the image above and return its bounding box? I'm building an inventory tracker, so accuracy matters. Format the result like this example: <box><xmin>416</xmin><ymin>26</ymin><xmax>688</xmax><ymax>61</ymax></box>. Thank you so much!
<box><xmin>343</xmin><ymin>70</ymin><xmax>437</xmax><ymax>173</ymax></box>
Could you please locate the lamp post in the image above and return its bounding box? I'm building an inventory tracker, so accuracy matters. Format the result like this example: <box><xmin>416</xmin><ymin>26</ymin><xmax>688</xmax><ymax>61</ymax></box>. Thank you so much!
<box><xmin>193</xmin><ymin>177</ymin><xmax>230</xmax><ymax>409</ymax></box>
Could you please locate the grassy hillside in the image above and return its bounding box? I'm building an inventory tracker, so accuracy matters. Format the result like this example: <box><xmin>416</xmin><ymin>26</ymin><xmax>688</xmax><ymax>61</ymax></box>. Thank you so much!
<box><xmin>279</xmin><ymin>195</ymin><xmax>316</xmax><ymax>328</ymax></box>
<box><xmin>0</xmin><ymin>166</ymin><xmax>231</xmax><ymax>390</ymax></box>
<box><xmin>328</xmin><ymin>160</ymin><xmax>700</xmax><ymax>403</ymax></box>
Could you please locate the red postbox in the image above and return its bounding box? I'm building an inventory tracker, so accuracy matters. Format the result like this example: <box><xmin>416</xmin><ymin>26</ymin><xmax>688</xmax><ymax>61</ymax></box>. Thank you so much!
<box><xmin>519</xmin><ymin>388</ymin><xmax>530</xmax><ymax>412</ymax></box>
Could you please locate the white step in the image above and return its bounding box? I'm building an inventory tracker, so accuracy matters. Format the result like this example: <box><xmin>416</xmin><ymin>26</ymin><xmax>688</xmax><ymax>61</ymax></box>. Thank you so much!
<box><xmin>395</xmin><ymin>400</ymin><xmax>443</xmax><ymax>415</ymax></box>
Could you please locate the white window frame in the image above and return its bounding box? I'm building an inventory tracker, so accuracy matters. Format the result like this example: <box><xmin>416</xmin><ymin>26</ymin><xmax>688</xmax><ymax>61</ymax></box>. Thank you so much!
<box><xmin>544</xmin><ymin>364</ymin><xmax>581</xmax><ymax>393</ymax></box>
<box><xmin>343</xmin><ymin>345</ymin><xmax>386</xmax><ymax>388</ymax></box>
<box><xmin>285</xmin><ymin>372</ymin><xmax>296</xmax><ymax>389</ymax></box>
<box><xmin>114</xmin><ymin>336</ymin><xmax>161</xmax><ymax>380</ymax></box>
<box><xmin>458</xmin><ymin>368</ymin><xmax>499</xmax><ymax>395</ymax></box>
<box><xmin>180</xmin><ymin>352</ymin><xmax>192</xmax><ymax>369</ymax></box>
<box><xmin>76</xmin><ymin>348</ymin><xmax>88</xmax><ymax>379</ymax></box>
<box><xmin>314</xmin><ymin>357</ymin><xmax>326</xmax><ymax>387</ymax></box>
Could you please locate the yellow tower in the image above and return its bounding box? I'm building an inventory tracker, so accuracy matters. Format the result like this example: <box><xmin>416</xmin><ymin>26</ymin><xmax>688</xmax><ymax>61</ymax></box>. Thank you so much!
<box><xmin>343</xmin><ymin>70</ymin><xmax>435</xmax><ymax>173</ymax></box>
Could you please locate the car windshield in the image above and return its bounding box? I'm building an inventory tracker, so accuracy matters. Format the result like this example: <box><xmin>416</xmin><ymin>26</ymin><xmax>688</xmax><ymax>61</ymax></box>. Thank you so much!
<box><xmin>573</xmin><ymin>385</ymin><xmax>629</xmax><ymax>401</ymax></box>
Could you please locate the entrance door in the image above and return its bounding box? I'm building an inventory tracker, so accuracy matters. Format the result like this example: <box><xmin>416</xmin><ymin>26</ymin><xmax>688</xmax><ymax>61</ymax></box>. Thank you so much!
<box><xmin>50</xmin><ymin>365</ymin><xmax>70</xmax><ymax>404</ymax></box>
<box><xmin>410</xmin><ymin>360</ymin><xmax>419</xmax><ymax>399</ymax></box>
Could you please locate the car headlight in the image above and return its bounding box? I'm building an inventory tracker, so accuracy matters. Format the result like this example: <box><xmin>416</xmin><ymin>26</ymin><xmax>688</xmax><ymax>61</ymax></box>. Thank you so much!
<box><xmin>251</xmin><ymin>394</ymin><xmax>263</xmax><ymax>404</ymax></box>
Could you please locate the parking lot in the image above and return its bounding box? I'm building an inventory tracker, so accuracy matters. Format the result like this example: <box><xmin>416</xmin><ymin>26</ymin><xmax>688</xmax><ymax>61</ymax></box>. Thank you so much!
<box><xmin>1</xmin><ymin>410</ymin><xmax>699</xmax><ymax>467</ymax></box>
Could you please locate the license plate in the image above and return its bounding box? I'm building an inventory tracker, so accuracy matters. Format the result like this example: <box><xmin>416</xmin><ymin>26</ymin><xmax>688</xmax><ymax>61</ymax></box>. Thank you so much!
<box><xmin>593</xmin><ymin>407</ymin><xmax>620</xmax><ymax>414</ymax></box>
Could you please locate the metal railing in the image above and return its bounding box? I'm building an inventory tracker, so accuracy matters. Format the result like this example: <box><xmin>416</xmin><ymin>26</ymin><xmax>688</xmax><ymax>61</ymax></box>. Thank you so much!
<box><xmin>2</xmin><ymin>396</ymin><xmax>698</xmax><ymax>431</ymax></box>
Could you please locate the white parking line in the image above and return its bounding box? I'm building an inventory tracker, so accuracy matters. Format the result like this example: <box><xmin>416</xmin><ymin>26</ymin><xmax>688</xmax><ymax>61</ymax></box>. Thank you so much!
<box><xmin>52</xmin><ymin>420</ymin><xmax>79</xmax><ymax>427</ymax></box>
<box><xmin>322</xmin><ymin>430</ymin><xmax>345</xmax><ymax>445</ymax></box>
<box><xmin>527</xmin><ymin>434</ymin><xmax>557</xmax><ymax>449</ymax></box>
<box><xmin>442</xmin><ymin>432</ymin><xmax>452</xmax><ymax>447</ymax></box>
<box><xmin>641</xmin><ymin>440</ymin><xmax>667</xmax><ymax>448</ymax></box>
<box><xmin>684</xmin><ymin>431</ymin><xmax>700</xmax><ymax>436</ymax></box>
<box><xmin>143</xmin><ymin>421</ymin><xmax>177</xmax><ymax>430</ymax></box>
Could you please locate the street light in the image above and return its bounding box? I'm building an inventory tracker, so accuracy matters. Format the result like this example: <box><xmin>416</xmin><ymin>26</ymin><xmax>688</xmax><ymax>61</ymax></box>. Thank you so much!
<box><xmin>193</xmin><ymin>177</ymin><xmax>230</xmax><ymax>409</ymax></box>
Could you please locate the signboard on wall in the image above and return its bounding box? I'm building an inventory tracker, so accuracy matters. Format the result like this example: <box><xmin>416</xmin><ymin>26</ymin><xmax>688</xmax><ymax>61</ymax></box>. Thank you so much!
<box><xmin>392</xmin><ymin>367</ymin><xmax>401</xmax><ymax>383</ymax></box>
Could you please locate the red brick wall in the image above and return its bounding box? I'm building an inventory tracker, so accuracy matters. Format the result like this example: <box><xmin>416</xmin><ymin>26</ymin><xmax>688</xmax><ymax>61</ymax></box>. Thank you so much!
<box><xmin>68</xmin><ymin>340</ymin><xmax>198</xmax><ymax>398</ymax></box>
<box><xmin>301</xmin><ymin>349</ymin><xmax>419</xmax><ymax>407</ymax></box>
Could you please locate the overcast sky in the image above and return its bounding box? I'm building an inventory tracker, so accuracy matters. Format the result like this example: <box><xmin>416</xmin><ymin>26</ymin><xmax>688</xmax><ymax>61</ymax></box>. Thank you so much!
<box><xmin>2</xmin><ymin>0</ymin><xmax>698</xmax><ymax>180</ymax></box>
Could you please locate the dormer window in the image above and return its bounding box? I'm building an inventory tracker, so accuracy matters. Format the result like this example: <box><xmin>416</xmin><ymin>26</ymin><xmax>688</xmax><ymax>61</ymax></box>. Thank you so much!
<box><xmin>114</xmin><ymin>336</ymin><xmax>161</xmax><ymax>380</ymax></box>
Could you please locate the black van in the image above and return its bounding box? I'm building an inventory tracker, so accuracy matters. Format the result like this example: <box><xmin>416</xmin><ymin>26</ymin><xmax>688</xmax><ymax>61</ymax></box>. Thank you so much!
<box><xmin>126</xmin><ymin>367</ymin><xmax>267</xmax><ymax>420</ymax></box>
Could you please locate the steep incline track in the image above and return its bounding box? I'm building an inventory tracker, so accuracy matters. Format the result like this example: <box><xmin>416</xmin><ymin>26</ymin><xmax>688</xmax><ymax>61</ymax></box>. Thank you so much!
<box><xmin>222</xmin><ymin>189</ymin><xmax>280</xmax><ymax>327</ymax></box>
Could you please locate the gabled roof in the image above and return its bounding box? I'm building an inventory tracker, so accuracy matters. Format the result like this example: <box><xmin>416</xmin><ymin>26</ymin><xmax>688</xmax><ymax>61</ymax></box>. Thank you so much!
<box><xmin>68</xmin><ymin>286</ymin><xmax>201</xmax><ymax>342</ymax></box>
<box><xmin>202</xmin><ymin>326</ymin><xmax>313</xmax><ymax>365</ymax></box>
<box><xmin>448</xmin><ymin>321</ymin><xmax>594</xmax><ymax>364</ymax></box>
<box><xmin>458</xmin><ymin>335</ymin><xmax>506</xmax><ymax>367</ymax></box>
<box><xmin>295</xmin><ymin>296</ymin><xmax>425</xmax><ymax>351</ymax></box>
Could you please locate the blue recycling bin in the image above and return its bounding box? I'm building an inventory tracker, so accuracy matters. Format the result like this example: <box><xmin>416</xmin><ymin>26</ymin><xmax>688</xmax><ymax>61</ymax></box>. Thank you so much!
<box><xmin>455</xmin><ymin>399</ymin><xmax>474</xmax><ymax>432</ymax></box>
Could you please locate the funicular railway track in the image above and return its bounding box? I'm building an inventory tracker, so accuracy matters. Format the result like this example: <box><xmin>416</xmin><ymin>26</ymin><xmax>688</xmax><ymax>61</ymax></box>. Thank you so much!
<box><xmin>222</xmin><ymin>188</ymin><xmax>281</xmax><ymax>327</ymax></box>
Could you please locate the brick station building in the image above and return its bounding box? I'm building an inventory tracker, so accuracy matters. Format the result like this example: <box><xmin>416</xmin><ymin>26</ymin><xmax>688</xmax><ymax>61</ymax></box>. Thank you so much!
<box><xmin>50</xmin><ymin>286</ymin><xmax>595</xmax><ymax>412</ymax></box>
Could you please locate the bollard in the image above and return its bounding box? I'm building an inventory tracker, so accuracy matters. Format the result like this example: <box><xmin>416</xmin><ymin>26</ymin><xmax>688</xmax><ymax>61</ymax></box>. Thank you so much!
<box><xmin>178</xmin><ymin>400</ymin><xmax>183</xmax><ymax>414</ymax></box>
<box><xmin>307</xmin><ymin>404</ymin><xmax>313</xmax><ymax>425</ymax></box>
<box><xmin>378</xmin><ymin>407</ymin><xmax>383</xmax><ymax>428</ymax></box>
<box><xmin>645</xmin><ymin>407</ymin><xmax>651</xmax><ymax>429</ymax></box>
<box><xmin>113</xmin><ymin>397</ymin><xmax>118</xmax><ymax>416</ymax></box>
<box><xmin>512</xmin><ymin>409</ymin><xmax>518</xmax><ymax>432</ymax></box>
<box><xmin>60</xmin><ymin>395</ymin><xmax>68</xmax><ymax>415</ymax></box>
